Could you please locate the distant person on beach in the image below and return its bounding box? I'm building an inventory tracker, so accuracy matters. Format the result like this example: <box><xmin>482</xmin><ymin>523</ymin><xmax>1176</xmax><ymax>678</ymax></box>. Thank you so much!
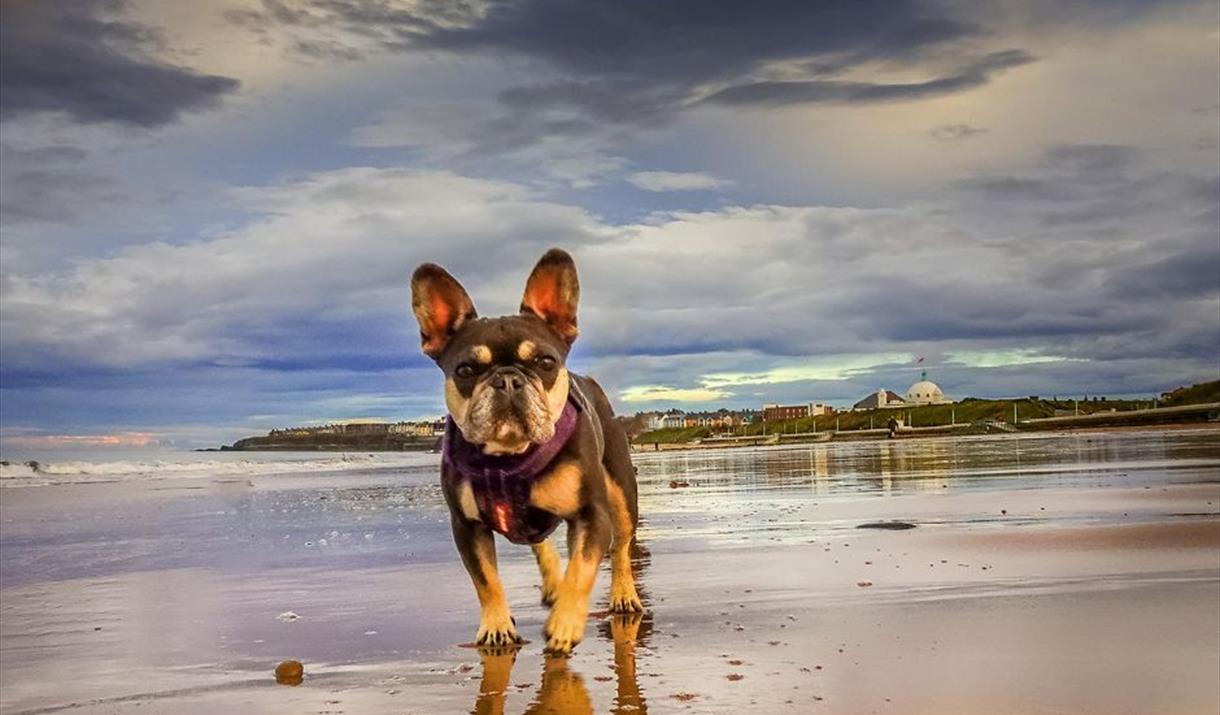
<box><xmin>887</xmin><ymin>417</ymin><xmax>899</xmax><ymax>438</ymax></box>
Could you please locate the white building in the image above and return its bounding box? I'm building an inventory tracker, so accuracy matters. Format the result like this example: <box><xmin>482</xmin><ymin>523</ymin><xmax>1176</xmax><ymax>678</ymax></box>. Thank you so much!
<box><xmin>659</xmin><ymin>412</ymin><xmax>686</xmax><ymax>429</ymax></box>
<box><xmin>906</xmin><ymin>372</ymin><xmax>950</xmax><ymax>405</ymax></box>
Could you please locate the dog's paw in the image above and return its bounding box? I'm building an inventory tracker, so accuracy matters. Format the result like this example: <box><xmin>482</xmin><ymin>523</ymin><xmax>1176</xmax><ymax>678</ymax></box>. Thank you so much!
<box><xmin>540</xmin><ymin>582</ymin><xmax>560</xmax><ymax>607</ymax></box>
<box><xmin>608</xmin><ymin>582</ymin><xmax>644</xmax><ymax>613</ymax></box>
<box><xmin>543</xmin><ymin>601</ymin><xmax>588</xmax><ymax>655</ymax></box>
<box><xmin>476</xmin><ymin>611</ymin><xmax>521</xmax><ymax>647</ymax></box>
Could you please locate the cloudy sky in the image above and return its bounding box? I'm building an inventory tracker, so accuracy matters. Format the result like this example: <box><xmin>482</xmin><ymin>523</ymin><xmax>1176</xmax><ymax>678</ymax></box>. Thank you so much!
<box><xmin>1</xmin><ymin>0</ymin><xmax>1218</xmax><ymax>450</ymax></box>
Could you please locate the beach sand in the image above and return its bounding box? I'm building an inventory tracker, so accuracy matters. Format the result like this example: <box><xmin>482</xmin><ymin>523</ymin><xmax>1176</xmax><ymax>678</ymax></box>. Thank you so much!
<box><xmin>1</xmin><ymin>428</ymin><xmax>1218</xmax><ymax>714</ymax></box>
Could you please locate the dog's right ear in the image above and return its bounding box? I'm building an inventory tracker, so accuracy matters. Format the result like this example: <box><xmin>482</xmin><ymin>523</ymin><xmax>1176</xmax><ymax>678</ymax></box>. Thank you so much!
<box><xmin>411</xmin><ymin>263</ymin><xmax>477</xmax><ymax>359</ymax></box>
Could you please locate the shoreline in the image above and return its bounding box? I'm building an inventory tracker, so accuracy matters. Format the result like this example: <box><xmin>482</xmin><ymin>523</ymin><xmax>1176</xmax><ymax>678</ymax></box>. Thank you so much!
<box><xmin>632</xmin><ymin>418</ymin><xmax>1220</xmax><ymax>452</ymax></box>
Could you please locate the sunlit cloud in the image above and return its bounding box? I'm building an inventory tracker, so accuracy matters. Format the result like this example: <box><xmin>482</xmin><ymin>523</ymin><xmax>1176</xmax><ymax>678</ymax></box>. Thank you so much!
<box><xmin>619</xmin><ymin>386</ymin><xmax>732</xmax><ymax>403</ymax></box>
<box><xmin>944</xmin><ymin>350</ymin><xmax>1089</xmax><ymax>369</ymax></box>
<box><xmin>700</xmin><ymin>354</ymin><xmax>914</xmax><ymax>388</ymax></box>
<box><xmin>0</xmin><ymin>432</ymin><xmax>162</xmax><ymax>449</ymax></box>
<box><xmin>626</xmin><ymin>171</ymin><xmax>732</xmax><ymax>192</ymax></box>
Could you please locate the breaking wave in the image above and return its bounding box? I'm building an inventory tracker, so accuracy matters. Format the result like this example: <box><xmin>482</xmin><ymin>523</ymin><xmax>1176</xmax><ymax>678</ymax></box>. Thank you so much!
<box><xmin>0</xmin><ymin>452</ymin><xmax>437</xmax><ymax>487</ymax></box>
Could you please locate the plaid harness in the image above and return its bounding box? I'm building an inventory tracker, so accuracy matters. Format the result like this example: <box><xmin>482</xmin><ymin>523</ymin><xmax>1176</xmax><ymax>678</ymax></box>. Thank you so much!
<box><xmin>442</xmin><ymin>394</ymin><xmax>583</xmax><ymax>544</ymax></box>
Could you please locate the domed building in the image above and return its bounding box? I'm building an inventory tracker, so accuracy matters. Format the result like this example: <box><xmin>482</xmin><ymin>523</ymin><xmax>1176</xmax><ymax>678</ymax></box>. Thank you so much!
<box><xmin>906</xmin><ymin>371</ymin><xmax>950</xmax><ymax>405</ymax></box>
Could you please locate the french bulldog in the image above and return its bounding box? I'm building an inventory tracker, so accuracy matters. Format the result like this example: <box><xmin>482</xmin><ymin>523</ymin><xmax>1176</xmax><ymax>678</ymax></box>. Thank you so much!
<box><xmin>410</xmin><ymin>248</ymin><xmax>643</xmax><ymax>655</ymax></box>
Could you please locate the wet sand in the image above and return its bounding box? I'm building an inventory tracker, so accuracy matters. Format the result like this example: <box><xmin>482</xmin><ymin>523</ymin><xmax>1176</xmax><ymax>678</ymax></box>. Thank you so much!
<box><xmin>1</xmin><ymin>427</ymin><xmax>1218</xmax><ymax>714</ymax></box>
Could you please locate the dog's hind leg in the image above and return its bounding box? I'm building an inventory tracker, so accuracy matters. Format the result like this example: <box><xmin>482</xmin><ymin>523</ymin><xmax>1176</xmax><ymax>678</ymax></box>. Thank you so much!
<box><xmin>452</xmin><ymin>515</ymin><xmax>520</xmax><ymax>646</ymax></box>
<box><xmin>532</xmin><ymin>538</ymin><xmax>563</xmax><ymax>607</ymax></box>
<box><xmin>605</xmin><ymin>473</ymin><xmax>643</xmax><ymax>613</ymax></box>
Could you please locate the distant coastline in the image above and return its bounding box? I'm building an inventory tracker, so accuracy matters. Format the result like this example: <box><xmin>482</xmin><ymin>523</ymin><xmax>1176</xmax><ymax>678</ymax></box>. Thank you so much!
<box><xmin>212</xmin><ymin>380</ymin><xmax>1219</xmax><ymax>452</ymax></box>
<box><xmin>210</xmin><ymin>431</ymin><xmax>440</xmax><ymax>452</ymax></box>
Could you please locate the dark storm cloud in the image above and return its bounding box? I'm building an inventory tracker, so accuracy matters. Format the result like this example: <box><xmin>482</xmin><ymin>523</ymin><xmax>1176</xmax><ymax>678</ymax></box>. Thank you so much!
<box><xmin>0</xmin><ymin>143</ymin><xmax>125</xmax><ymax>225</ymax></box>
<box><xmin>930</xmin><ymin>123</ymin><xmax>989</xmax><ymax>142</ymax></box>
<box><xmin>1105</xmin><ymin>239</ymin><xmax>1220</xmax><ymax>299</ymax></box>
<box><xmin>269</xmin><ymin>1</ymin><xmax>982</xmax><ymax>77</ymax></box>
<box><xmin>957</xmin><ymin>143</ymin><xmax>1154</xmax><ymax>210</ymax></box>
<box><xmin>1043</xmin><ymin>143</ymin><xmax>1138</xmax><ymax>174</ymax></box>
<box><xmin>703</xmin><ymin>49</ymin><xmax>1034</xmax><ymax>107</ymax></box>
<box><xmin>411</xmin><ymin>1</ymin><xmax>996</xmax><ymax>104</ymax></box>
<box><xmin>231</xmin><ymin>0</ymin><xmax>1033</xmax><ymax>135</ymax></box>
<box><xmin>0</xmin><ymin>0</ymin><xmax>238</xmax><ymax>127</ymax></box>
<box><xmin>835</xmin><ymin>279</ymin><xmax>1158</xmax><ymax>342</ymax></box>
<box><xmin>963</xmin><ymin>177</ymin><xmax>1079</xmax><ymax>202</ymax></box>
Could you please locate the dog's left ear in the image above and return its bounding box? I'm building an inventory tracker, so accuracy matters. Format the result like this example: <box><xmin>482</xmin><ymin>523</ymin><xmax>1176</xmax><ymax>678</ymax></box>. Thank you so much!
<box><xmin>520</xmin><ymin>248</ymin><xmax>579</xmax><ymax>344</ymax></box>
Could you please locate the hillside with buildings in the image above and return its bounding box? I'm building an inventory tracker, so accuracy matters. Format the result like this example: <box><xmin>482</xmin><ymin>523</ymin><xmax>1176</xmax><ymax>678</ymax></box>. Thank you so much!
<box><xmin>222</xmin><ymin>419</ymin><xmax>445</xmax><ymax>451</ymax></box>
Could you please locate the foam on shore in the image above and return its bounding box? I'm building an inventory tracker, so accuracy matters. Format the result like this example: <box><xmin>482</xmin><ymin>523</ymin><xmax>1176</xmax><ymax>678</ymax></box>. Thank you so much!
<box><xmin>0</xmin><ymin>452</ymin><xmax>436</xmax><ymax>486</ymax></box>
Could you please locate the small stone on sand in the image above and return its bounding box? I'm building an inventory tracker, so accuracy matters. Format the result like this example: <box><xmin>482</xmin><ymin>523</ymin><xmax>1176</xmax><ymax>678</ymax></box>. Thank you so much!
<box><xmin>275</xmin><ymin>660</ymin><xmax>304</xmax><ymax>685</ymax></box>
<box><xmin>856</xmin><ymin>521</ymin><xmax>916</xmax><ymax>530</ymax></box>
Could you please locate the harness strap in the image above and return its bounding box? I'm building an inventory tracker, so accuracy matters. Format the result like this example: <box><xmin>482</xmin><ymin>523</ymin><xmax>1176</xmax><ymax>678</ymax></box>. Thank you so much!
<box><xmin>568</xmin><ymin>377</ymin><xmax>603</xmax><ymax>459</ymax></box>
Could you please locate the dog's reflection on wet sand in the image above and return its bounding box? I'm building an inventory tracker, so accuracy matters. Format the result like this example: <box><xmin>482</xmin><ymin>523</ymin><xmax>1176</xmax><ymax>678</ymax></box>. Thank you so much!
<box><xmin>473</xmin><ymin>612</ymin><xmax>650</xmax><ymax>715</ymax></box>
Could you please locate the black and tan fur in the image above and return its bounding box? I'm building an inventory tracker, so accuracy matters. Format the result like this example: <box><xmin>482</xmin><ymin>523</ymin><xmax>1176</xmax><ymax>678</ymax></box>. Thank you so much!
<box><xmin>411</xmin><ymin>249</ymin><xmax>643</xmax><ymax>655</ymax></box>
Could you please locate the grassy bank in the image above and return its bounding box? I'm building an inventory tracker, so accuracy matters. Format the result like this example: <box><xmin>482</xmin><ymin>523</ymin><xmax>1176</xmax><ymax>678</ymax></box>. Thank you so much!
<box><xmin>226</xmin><ymin>433</ymin><xmax>439</xmax><ymax>451</ymax></box>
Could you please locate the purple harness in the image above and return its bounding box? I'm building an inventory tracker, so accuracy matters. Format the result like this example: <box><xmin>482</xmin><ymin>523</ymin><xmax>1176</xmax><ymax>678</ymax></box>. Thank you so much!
<box><xmin>442</xmin><ymin>399</ymin><xmax>580</xmax><ymax>544</ymax></box>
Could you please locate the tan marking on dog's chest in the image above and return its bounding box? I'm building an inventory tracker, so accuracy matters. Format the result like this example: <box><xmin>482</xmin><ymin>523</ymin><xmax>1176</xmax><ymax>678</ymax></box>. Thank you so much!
<box><xmin>530</xmin><ymin>459</ymin><xmax>583</xmax><ymax>518</ymax></box>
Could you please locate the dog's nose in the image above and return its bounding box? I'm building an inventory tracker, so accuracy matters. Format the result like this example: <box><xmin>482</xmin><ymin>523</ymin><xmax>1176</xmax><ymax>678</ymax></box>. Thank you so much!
<box><xmin>491</xmin><ymin>372</ymin><xmax>525</xmax><ymax>392</ymax></box>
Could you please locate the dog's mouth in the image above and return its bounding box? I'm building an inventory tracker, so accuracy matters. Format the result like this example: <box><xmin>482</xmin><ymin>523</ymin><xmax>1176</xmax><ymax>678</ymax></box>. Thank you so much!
<box><xmin>483</xmin><ymin>421</ymin><xmax>536</xmax><ymax>455</ymax></box>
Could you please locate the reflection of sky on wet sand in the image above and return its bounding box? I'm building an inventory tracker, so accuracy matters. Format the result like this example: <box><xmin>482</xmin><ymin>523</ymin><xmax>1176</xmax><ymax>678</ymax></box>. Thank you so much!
<box><xmin>1</xmin><ymin>428</ymin><xmax>1218</xmax><ymax>713</ymax></box>
<box><xmin>636</xmin><ymin>429</ymin><xmax>1219</xmax><ymax>496</ymax></box>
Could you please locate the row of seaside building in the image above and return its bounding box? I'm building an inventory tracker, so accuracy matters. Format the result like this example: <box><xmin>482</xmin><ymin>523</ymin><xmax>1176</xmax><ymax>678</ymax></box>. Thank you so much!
<box><xmin>639</xmin><ymin>373</ymin><xmax>951</xmax><ymax>430</ymax></box>
<box><xmin>268</xmin><ymin>419</ymin><xmax>446</xmax><ymax>438</ymax></box>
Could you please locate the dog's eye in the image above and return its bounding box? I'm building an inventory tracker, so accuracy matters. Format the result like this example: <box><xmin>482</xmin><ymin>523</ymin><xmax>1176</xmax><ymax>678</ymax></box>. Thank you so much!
<box><xmin>536</xmin><ymin>356</ymin><xmax>556</xmax><ymax>371</ymax></box>
<box><xmin>455</xmin><ymin>364</ymin><xmax>475</xmax><ymax>378</ymax></box>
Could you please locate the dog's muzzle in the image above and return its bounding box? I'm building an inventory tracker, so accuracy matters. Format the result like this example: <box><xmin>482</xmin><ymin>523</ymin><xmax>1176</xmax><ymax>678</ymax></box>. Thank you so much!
<box><xmin>464</xmin><ymin>367</ymin><xmax>555</xmax><ymax>449</ymax></box>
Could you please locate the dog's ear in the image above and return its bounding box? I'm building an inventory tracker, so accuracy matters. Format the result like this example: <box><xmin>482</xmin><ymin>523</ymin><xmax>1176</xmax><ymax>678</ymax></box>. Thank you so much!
<box><xmin>411</xmin><ymin>263</ymin><xmax>477</xmax><ymax>359</ymax></box>
<box><xmin>520</xmin><ymin>248</ymin><xmax>579</xmax><ymax>344</ymax></box>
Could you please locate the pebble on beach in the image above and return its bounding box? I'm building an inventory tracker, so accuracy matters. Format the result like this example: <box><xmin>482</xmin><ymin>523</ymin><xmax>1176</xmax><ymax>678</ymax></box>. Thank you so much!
<box><xmin>856</xmin><ymin>521</ymin><xmax>917</xmax><ymax>530</ymax></box>
<box><xmin>275</xmin><ymin>660</ymin><xmax>304</xmax><ymax>685</ymax></box>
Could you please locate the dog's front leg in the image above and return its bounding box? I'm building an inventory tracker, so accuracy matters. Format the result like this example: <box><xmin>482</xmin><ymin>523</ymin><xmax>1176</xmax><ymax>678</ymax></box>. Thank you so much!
<box><xmin>531</xmin><ymin>538</ymin><xmax>563</xmax><ymax>606</ymax></box>
<box><xmin>544</xmin><ymin>505</ymin><xmax>610</xmax><ymax>654</ymax></box>
<box><xmin>451</xmin><ymin>515</ymin><xmax>520</xmax><ymax>646</ymax></box>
